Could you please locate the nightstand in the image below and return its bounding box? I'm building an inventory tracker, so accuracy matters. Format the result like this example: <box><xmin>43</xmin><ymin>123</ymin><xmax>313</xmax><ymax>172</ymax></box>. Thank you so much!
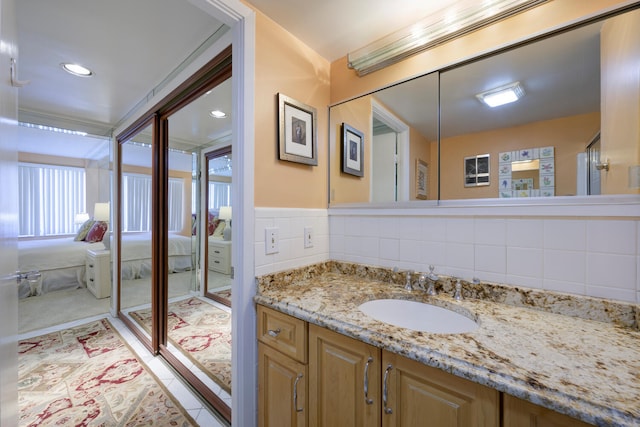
<box><xmin>86</xmin><ymin>249</ymin><xmax>111</xmax><ymax>298</ymax></box>
<box><xmin>208</xmin><ymin>240</ymin><xmax>231</xmax><ymax>274</ymax></box>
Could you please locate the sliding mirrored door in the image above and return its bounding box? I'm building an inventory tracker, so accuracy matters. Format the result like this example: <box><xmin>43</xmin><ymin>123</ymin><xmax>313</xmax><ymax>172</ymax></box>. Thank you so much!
<box><xmin>116</xmin><ymin>118</ymin><xmax>158</xmax><ymax>351</ymax></box>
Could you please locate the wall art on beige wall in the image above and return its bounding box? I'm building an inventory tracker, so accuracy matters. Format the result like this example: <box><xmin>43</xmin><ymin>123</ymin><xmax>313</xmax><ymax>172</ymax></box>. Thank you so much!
<box><xmin>341</xmin><ymin>123</ymin><xmax>364</xmax><ymax>177</ymax></box>
<box><xmin>416</xmin><ymin>159</ymin><xmax>428</xmax><ymax>199</ymax></box>
<box><xmin>278</xmin><ymin>93</ymin><xmax>318</xmax><ymax>166</ymax></box>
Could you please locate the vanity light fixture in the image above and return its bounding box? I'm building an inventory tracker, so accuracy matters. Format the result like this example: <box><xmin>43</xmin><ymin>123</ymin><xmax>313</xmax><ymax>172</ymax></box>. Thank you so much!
<box><xmin>209</xmin><ymin>110</ymin><xmax>227</xmax><ymax>118</ymax></box>
<box><xmin>476</xmin><ymin>81</ymin><xmax>525</xmax><ymax>108</ymax></box>
<box><xmin>61</xmin><ymin>63</ymin><xmax>93</xmax><ymax>77</ymax></box>
<box><xmin>347</xmin><ymin>0</ymin><xmax>548</xmax><ymax>76</ymax></box>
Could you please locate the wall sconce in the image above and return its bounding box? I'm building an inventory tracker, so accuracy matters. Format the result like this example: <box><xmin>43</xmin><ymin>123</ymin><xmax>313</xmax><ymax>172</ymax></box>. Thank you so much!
<box><xmin>347</xmin><ymin>0</ymin><xmax>548</xmax><ymax>76</ymax></box>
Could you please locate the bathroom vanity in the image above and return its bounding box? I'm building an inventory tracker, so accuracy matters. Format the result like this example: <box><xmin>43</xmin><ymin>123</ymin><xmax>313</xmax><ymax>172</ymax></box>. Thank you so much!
<box><xmin>255</xmin><ymin>262</ymin><xmax>639</xmax><ymax>427</ymax></box>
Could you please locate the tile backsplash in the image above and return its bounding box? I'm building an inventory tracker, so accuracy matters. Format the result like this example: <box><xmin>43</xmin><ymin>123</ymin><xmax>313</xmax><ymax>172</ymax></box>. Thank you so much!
<box><xmin>254</xmin><ymin>207</ymin><xmax>639</xmax><ymax>304</ymax></box>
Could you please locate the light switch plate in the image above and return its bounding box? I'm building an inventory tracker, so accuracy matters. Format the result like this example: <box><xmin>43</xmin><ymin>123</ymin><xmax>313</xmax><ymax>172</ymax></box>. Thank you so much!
<box><xmin>304</xmin><ymin>226</ymin><xmax>313</xmax><ymax>248</ymax></box>
<box><xmin>265</xmin><ymin>227</ymin><xmax>279</xmax><ymax>254</ymax></box>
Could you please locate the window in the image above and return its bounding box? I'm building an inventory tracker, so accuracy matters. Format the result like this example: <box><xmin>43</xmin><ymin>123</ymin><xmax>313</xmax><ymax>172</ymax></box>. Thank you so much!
<box><xmin>19</xmin><ymin>163</ymin><xmax>86</xmax><ymax>237</ymax></box>
<box><xmin>464</xmin><ymin>154</ymin><xmax>490</xmax><ymax>187</ymax></box>
<box><xmin>122</xmin><ymin>172</ymin><xmax>183</xmax><ymax>232</ymax></box>
<box><xmin>208</xmin><ymin>181</ymin><xmax>231</xmax><ymax>210</ymax></box>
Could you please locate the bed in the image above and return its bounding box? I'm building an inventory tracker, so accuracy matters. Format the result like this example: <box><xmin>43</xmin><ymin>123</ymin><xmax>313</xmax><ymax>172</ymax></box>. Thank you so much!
<box><xmin>18</xmin><ymin>233</ymin><xmax>193</xmax><ymax>298</ymax></box>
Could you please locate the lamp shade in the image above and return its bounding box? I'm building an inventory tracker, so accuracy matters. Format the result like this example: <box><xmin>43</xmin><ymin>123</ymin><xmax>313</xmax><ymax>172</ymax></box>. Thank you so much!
<box><xmin>218</xmin><ymin>206</ymin><xmax>232</xmax><ymax>221</ymax></box>
<box><xmin>94</xmin><ymin>202</ymin><xmax>110</xmax><ymax>222</ymax></box>
<box><xmin>75</xmin><ymin>212</ymin><xmax>90</xmax><ymax>224</ymax></box>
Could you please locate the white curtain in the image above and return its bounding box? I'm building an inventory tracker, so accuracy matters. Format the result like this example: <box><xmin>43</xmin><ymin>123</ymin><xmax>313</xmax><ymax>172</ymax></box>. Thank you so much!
<box><xmin>18</xmin><ymin>163</ymin><xmax>86</xmax><ymax>237</ymax></box>
<box><xmin>208</xmin><ymin>181</ymin><xmax>231</xmax><ymax>211</ymax></box>
<box><xmin>122</xmin><ymin>173</ymin><xmax>183</xmax><ymax>232</ymax></box>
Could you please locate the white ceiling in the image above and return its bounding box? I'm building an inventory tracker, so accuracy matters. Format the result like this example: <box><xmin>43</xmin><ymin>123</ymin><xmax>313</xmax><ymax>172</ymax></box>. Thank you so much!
<box><xmin>245</xmin><ymin>0</ymin><xmax>461</xmax><ymax>62</ymax></box>
<box><xmin>16</xmin><ymin>1</ymin><xmax>605</xmax><ymax>159</ymax></box>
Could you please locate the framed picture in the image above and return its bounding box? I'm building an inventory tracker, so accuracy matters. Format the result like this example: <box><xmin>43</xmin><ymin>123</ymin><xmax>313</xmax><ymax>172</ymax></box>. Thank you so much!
<box><xmin>416</xmin><ymin>159</ymin><xmax>428</xmax><ymax>199</ymax></box>
<box><xmin>278</xmin><ymin>93</ymin><xmax>318</xmax><ymax>166</ymax></box>
<box><xmin>341</xmin><ymin>123</ymin><xmax>364</xmax><ymax>177</ymax></box>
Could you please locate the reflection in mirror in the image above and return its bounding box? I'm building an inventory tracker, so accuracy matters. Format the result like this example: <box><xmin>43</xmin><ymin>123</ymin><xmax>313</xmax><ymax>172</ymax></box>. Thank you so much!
<box><xmin>118</xmin><ymin>124</ymin><xmax>154</xmax><ymax>327</ymax></box>
<box><xmin>166</xmin><ymin>83</ymin><xmax>233</xmax><ymax>401</ymax></box>
<box><xmin>329</xmin><ymin>72</ymin><xmax>439</xmax><ymax>204</ymax></box>
<box><xmin>329</xmin><ymin>7</ymin><xmax>640</xmax><ymax>204</ymax></box>
<box><xmin>205</xmin><ymin>148</ymin><xmax>233</xmax><ymax>305</ymax></box>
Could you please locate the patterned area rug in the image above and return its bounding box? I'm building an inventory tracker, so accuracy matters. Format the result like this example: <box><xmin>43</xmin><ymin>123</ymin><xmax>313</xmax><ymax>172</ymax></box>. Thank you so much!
<box><xmin>18</xmin><ymin>319</ymin><xmax>196</xmax><ymax>427</ymax></box>
<box><xmin>130</xmin><ymin>297</ymin><xmax>232</xmax><ymax>394</ymax></box>
<box><xmin>211</xmin><ymin>289</ymin><xmax>231</xmax><ymax>307</ymax></box>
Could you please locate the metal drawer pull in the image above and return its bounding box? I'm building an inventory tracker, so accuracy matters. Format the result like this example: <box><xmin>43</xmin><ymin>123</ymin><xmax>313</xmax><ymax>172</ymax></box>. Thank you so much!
<box><xmin>383</xmin><ymin>364</ymin><xmax>393</xmax><ymax>414</ymax></box>
<box><xmin>293</xmin><ymin>373</ymin><xmax>304</xmax><ymax>412</ymax></box>
<box><xmin>267</xmin><ymin>328</ymin><xmax>281</xmax><ymax>337</ymax></box>
<box><xmin>88</xmin><ymin>264</ymin><xmax>94</xmax><ymax>268</ymax></box>
<box><xmin>364</xmin><ymin>356</ymin><xmax>374</xmax><ymax>405</ymax></box>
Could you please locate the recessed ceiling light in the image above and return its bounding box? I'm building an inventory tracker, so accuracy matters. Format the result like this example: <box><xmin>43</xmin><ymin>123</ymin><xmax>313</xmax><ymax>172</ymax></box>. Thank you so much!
<box><xmin>210</xmin><ymin>110</ymin><xmax>227</xmax><ymax>119</ymax></box>
<box><xmin>476</xmin><ymin>81</ymin><xmax>525</xmax><ymax>107</ymax></box>
<box><xmin>61</xmin><ymin>63</ymin><xmax>93</xmax><ymax>77</ymax></box>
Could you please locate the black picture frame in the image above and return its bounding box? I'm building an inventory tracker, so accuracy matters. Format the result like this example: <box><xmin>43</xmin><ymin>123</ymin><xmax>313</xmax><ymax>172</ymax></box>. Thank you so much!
<box><xmin>278</xmin><ymin>93</ymin><xmax>318</xmax><ymax>166</ymax></box>
<box><xmin>341</xmin><ymin>123</ymin><xmax>364</xmax><ymax>177</ymax></box>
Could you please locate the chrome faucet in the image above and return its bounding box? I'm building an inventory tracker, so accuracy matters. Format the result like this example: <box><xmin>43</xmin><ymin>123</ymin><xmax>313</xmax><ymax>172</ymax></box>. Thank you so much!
<box><xmin>426</xmin><ymin>265</ymin><xmax>438</xmax><ymax>296</ymax></box>
<box><xmin>404</xmin><ymin>271</ymin><xmax>413</xmax><ymax>291</ymax></box>
<box><xmin>453</xmin><ymin>279</ymin><xmax>463</xmax><ymax>301</ymax></box>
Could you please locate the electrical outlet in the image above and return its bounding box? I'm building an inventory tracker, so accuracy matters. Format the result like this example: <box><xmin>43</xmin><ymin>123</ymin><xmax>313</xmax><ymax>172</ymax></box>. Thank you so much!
<box><xmin>304</xmin><ymin>226</ymin><xmax>313</xmax><ymax>248</ymax></box>
<box><xmin>265</xmin><ymin>227</ymin><xmax>279</xmax><ymax>254</ymax></box>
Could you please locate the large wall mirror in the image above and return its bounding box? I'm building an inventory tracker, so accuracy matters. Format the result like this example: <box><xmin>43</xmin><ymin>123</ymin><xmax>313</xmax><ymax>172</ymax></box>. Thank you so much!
<box><xmin>329</xmin><ymin>6</ymin><xmax>640</xmax><ymax>205</ymax></box>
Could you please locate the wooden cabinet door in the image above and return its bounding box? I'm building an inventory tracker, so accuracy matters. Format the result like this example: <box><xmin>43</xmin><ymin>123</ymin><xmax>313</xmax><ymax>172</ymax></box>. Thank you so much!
<box><xmin>503</xmin><ymin>394</ymin><xmax>593</xmax><ymax>427</ymax></box>
<box><xmin>259</xmin><ymin>343</ymin><xmax>308</xmax><ymax>427</ymax></box>
<box><xmin>309</xmin><ymin>324</ymin><xmax>381</xmax><ymax>427</ymax></box>
<box><xmin>382</xmin><ymin>351</ymin><xmax>499</xmax><ymax>427</ymax></box>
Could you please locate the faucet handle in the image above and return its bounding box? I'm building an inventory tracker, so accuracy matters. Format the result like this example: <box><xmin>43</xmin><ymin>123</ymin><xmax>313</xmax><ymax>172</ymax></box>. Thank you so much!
<box><xmin>404</xmin><ymin>271</ymin><xmax>413</xmax><ymax>291</ymax></box>
<box><xmin>428</xmin><ymin>265</ymin><xmax>438</xmax><ymax>281</ymax></box>
<box><xmin>453</xmin><ymin>279</ymin><xmax>463</xmax><ymax>301</ymax></box>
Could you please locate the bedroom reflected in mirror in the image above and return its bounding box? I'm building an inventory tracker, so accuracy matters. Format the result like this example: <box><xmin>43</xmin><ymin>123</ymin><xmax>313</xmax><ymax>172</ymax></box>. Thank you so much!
<box><xmin>204</xmin><ymin>146</ymin><xmax>232</xmax><ymax>307</ymax></box>
<box><xmin>118</xmin><ymin>123</ymin><xmax>155</xmax><ymax>329</ymax></box>
<box><xmin>16</xmin><ymin>125</ymin><xmax>111</xmax><ymax>333</ymax></box>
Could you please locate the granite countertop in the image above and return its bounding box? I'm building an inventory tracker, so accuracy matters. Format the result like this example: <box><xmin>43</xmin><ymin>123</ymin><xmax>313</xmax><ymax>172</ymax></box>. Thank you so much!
<box><xmin>254</xmin><ymin>262</ymin><xmax>640</xmax><ymax>427</ymax></box>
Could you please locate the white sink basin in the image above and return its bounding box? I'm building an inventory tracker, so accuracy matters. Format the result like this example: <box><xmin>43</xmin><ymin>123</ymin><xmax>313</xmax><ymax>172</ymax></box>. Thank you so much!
<box><xmin>358</xmin><ymin>299</ymin><xmax>479</xmax><ymax>334</ymax></box>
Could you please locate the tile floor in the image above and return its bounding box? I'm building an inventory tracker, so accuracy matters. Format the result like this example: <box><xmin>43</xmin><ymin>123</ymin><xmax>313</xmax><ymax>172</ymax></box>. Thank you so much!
<box><xmin>18</xmin><ymin>311</ymin><xmax>230</xmax><ymax>427</ymax></box>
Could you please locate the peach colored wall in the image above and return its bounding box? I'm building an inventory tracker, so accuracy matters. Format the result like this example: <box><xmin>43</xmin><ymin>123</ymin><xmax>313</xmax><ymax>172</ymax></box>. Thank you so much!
<box><xmin>329</xmin><ymin>96</ymin><xmax>371</xmax><ymax>203</ymax></box>
<box><xmin>330</xmin><ymin>0</ymin><xmax>633</xmax><ymax>105</ymax></box>
<box><xmin>409</xmin><ymin>129</ymin><xmax>433</xmax><ymax>200</ymax></box>
<box><xmin>600</xmin><ymin>9</ymin><xmax>640</xmax><ymax>195</ymax></box>
<box><xmin>440</xmin><ymin>113</ymin><xmax>600</xmax><ymax>200</ymax></box>
<box><xmin>253</xmin><ymin>10</ymin><xmax>330</xmax><ymax>208</ymax></box>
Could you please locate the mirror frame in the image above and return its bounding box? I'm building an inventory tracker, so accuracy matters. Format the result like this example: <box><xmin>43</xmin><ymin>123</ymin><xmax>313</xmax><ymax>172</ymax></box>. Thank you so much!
<box><xmin>328</xmin><ymin>4</ymin><xmax>640</xmax><ymax>214</ymax></box>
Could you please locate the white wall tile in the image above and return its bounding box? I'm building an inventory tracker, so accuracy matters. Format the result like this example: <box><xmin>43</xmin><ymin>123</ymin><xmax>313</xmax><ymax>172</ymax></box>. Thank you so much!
<box><xmin>507</xmin><ymin>219</ymin><xmax>544</xmax><ymax>248</ymax></box>
<box><xmin>445</xmin><ymin>218</ymin><xmax>475</xmax><ymax>244</ymax></box>
<box><xmin>544</xmin><ymin>250</ymin><xmax>585</xmax><ymax>283</ymax></box>
<box><xmin>378</xmin><ymin>217</ymin><xmax>400</xmax><ymax>239</ymax></box>
<box><xmin>544</xmin><ymin>219</ymin><xmax>585</xmax><ymax>251</ymax></box>
<box><xmin>445</xmin><ymin>242</ymin><xmax>474</xmax><ymax>270</ymax></box>
<box><xmin>421</xmin><ymin>241</ymin><xmax>446</xmax><ymax>269</ymax></box>
<box><xmin>475</xmin><ymin>245</ymin><xmax>506</xmax><ymax>274</ymax></box>
<box><xmin>422</xmin><ymin>217</ymin><xmax>446</xmax><ymax>242</ymax></box>
<box><xmin>399</xmin><ymin>217</ymin><xmax>423</xmax><ymax>240</ymax></box>
<box><xmin>399</xmin><ymin>239</ymin><xmax>422</xmax><ymax>264</ymax></box>
<box><xmin>587</xmin><ymin>219</ymin><xmax>637</xmax><ymax>255</ymax></box>
<box><xmin>474</xmin><ymin>218</ymin><xmax>506</xmax><ymax>246</ymax></box>
<box><xmin>506</xmin><ymin>247</ymin><xmax>543</xmax><ymax>279</ymax></box>
<box><xmin>586</xmin><ymin>253</ymin><xmax>636</xmax><ymax>290</ymax></box>
<box><xmin>586</xmin><ymin>285</ymin><xmax>636</xmax><ymax>303</ymax></box>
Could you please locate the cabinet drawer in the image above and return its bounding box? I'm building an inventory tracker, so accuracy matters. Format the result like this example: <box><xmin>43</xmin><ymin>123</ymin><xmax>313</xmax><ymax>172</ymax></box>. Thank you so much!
<box><xmin>258</xmin><ymin>305</ymin><xmax>307</xmax><ymax>363</ymax></box>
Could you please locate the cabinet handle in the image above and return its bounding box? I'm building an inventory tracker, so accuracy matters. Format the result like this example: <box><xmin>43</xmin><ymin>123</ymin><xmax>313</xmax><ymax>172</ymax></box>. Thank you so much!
<box><xmin>293</xmin><ymin>373</ymin><xmax>304</xmax><ymax>412</ymax></box>
<box><xmin>364</xmin><ymin>356</ymin><xmax>374</xmax><ymax>405</ymax></box>
<box><xmin>214</xmin><ymin>250</ymin><xmax>220</xmax><ymax>254</ymax></box>
<box><xmin>88</xmin><ymin>264</ymin><xmax>94</xmax><ymax>268</ymax></box>
<box><xmin>267</xmin><ymin>328</ymin><xmax>281</xmax><ymax>337</ymax></box>
<box><xmin>383</xmin><ymin>364</ymin><xmax>393</xmax><ymax>414</ymax></box>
